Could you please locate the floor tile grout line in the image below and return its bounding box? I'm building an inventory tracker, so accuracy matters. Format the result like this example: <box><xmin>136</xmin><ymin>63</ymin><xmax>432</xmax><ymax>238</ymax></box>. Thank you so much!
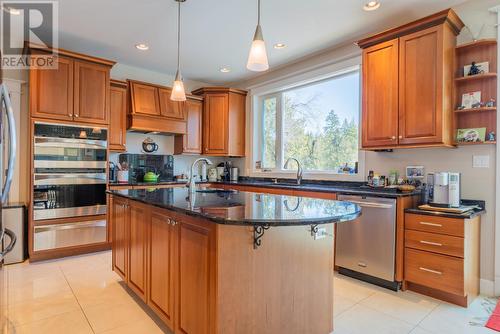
<box><xmin>59</xmin><ymin>264</ymin><xmax>97</xmax><ymax>334</ymax></box>
<box><xmin>413</xmin><ymin>300</ymin><xmax>442</xmax><ymax>329</ymax></box>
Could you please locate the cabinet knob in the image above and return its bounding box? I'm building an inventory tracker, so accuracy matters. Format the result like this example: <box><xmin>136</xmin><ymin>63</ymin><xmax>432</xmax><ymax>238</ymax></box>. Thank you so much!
<box><xmin>69</xmin><ymin>114</ymin><xmax>73</xmax><ymax>117</ymax></box>
<box><xmin>167</xmin><ymin>218</ymin><xmax>172</xmax><ymax>225</ymax></box>
<box><xmin>74</xmin><ymin>114</ymin><xmax>79</xmax><ymax>118</ymax></box>
<box><xmin>399</xmin><ymin>135</ymin><xmax>403</xmax><ymax>139</ymax></box>
<box><xmin>391</xmin><ymin>136</ymin><xmax>396</xmax><ymax>140</ymax></box>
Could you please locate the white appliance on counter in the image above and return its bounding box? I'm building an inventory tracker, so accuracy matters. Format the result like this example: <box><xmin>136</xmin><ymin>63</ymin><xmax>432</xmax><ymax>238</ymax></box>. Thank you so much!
<box><xmin>336</xmin><ymin>195</ymin><xmax>399</xmax><ymax>290</ymax></box>
<box><xmin>429</xmin><ymin>172</ymin><xmax>461</xmax><ymax>208</ymax></box>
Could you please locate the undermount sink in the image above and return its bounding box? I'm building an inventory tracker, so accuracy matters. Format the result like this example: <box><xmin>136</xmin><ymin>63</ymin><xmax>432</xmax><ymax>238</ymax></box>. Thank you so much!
<box><xmin>196</xmin><ymin>189</ymin><xmax>237</xmax><ymax>194</ymax></box>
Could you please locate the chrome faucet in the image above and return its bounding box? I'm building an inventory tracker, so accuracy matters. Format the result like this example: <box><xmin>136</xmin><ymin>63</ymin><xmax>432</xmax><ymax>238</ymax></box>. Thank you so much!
<box><xmin>188</xmin><ymin>158</ymin><xmax>213</xmax><ymax>193</ymax></box>
<box><xmin>284</xmin><ymin>157</ymin><xmax>303</xmax><ymax>185</ymax></box>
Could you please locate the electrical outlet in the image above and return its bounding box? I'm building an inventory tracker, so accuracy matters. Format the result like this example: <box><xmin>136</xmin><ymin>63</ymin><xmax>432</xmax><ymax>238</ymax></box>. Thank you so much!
<box><xmin>473</xmin><ymin>155</ymin><xmax>490</xmax><ymax>168</ymax></box>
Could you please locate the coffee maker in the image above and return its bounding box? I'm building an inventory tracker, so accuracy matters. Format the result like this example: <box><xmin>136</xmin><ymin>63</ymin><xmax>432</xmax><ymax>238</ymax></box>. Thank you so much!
<box><xmin>428</xmin><ymin>172</ymin><xmax>461</xmax><ymax>208</ymax></box>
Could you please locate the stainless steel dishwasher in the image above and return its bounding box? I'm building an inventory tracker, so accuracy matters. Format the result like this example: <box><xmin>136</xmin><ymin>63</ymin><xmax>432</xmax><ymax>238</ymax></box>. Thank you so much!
<box><xmin>336</xmin><ymin>195</ymin><xmax>398</xmax><ymax>290</ymax></box>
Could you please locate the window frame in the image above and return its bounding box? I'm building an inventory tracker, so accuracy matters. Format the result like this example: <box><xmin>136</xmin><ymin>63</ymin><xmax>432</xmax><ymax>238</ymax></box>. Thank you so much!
<box><xmin>250</xmin><ymin>64</ymin><xmax>365</xmax><ymax>181</ymax></box>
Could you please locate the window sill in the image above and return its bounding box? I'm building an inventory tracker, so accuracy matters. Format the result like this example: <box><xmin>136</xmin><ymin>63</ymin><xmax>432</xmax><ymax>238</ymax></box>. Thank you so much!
<box><xmin>248</xmin><ymin>170</ymin><xmax>366</xmax><ymax>182</ymax></box>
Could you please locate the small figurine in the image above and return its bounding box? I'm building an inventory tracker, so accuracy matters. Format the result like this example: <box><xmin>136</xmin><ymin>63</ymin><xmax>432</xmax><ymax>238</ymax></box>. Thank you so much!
<box><xmin>468</xmin><ymin>62</ymin><xmax>484</xmax><ymax>76</ymax></box>
<box><xmin>471</xmin><ymin>101</ymin><xmax>482</xmax><ymax>109</ymax></box>
<box><xmin>486</xmin><ymin>98</ymin><xmax>496</xmax><ymax>108</ymax></box>
<box><xmin>488</xmin><ymin>131</ymin><xmax>496</xmax><ymax>142</ymax></box>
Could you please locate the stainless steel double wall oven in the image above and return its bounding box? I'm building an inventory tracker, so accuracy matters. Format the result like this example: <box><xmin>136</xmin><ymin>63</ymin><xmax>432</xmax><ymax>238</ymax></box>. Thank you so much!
<box><xmin>32</xmin><ymin>123</ymin><xmax>107</xmax><ymax>252</ymax></box>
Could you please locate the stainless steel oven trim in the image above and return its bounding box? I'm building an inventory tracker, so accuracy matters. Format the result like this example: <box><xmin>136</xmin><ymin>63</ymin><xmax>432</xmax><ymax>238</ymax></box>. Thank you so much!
<box><xmin>34</xmin><ymin>220</ymin><xmax>106</xmax><ymax>232</ymax></box>
<box><xmin>34</xmin><ymin>136</ymin><xmax>107</xmax><ymax>149</ymax></box>
<box><xmin>34</xmin><ymin>160</ymin><xmax>107</xmax><ymax>169</ymax></box>
<box><xmin>34</xmin><ymin>173</ymin><xmax>107</xmax><ymax>185</ymax></box>
<box><xmin>34</xmin><ymin>205</ymin><xmax>107</xmax><ymax>220</ymax></box>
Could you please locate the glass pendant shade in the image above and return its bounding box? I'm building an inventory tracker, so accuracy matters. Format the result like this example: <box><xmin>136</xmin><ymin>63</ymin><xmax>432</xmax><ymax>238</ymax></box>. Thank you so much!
<box><xmin>171</xmin><ymin>71</ymin><xmax>186</xmax><ymax>101</ymax></box>
<box><xmin>247</xmin><ymin>25</ymin><xmax>269</xmax><ymax>72</ymax></box>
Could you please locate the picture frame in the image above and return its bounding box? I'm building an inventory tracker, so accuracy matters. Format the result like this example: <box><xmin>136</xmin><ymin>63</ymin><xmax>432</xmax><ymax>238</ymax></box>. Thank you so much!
<box><xmin>464</xmin><ymin>61</ymin><xmax>489</xmax><ymax>77</ymax></box>
<box><xmin>456</xmin><ymin>127</ymin><xmax>487</xmax><ymax>143</ymax></box>
<box><xmin>461</xmin><ymin>91</ymin><xmax>481</xmax><ymax>109</ymax></box>
<box><xmin>406</xmin><ymin>166</ymin><xmax>425</xmax><ymax>179</ymax></box>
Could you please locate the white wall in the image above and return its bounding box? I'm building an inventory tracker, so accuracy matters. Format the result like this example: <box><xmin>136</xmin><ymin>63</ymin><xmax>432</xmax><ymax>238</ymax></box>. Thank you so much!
<box><xmin>233</xmin><ymin>0</ymin><xmax>499</xmax><ymax>289</ymax></box>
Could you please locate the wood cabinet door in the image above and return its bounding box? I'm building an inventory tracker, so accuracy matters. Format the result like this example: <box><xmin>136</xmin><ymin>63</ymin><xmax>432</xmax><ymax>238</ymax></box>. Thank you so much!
<box><xmin>74</xmin><ymin>60</ymin><xmax>110</xmax><ymax>124</ymax></box>
<box><xmin>29</xmin><ymin>55</ymin><xmax>74</xmax><ymax>121</ymax></box>
<box><xmin>361</xmin><ymin>39</ymin><xmax>399</xmax><ymax>148</ymax></box>
<box><xmin>399</xmin><ymin>26</ymin><xmax>443</xmax><ymax>145</ymax></box>
<box><xmin>109</xmin><ymin>84</ymin><xmax>127</xmax><ymax>151</ymax></box>
<box><xmin>148</xmin><ymin>209</ymin><xmax>176</xmax><ymax>328</ymax></box>
<box><xmin>181</xmin><ymin>99</ymin><xmax>202</xmax><ymax>154</ymax></box>
<box><xmin>203</xmin><ymin>93</ymin><xmax>228</xmax><ymax>155</ymax></box>
<box><xmin>175</xmin><ymin>217</ymin><xmax>215</xmax><ymax>334</ymax></box>
<box><xmin>130</xmin><ymin>82</ymin><xmax>161</xmax><ymax>116</ymax></box>
<box><xmin>159</xmin><ymin>88</ymin><xmax>186</xmax><ymax>120</ymax></box>
<box><xmin>128</xmin><ymin>201</ymin><xmax>149</xmax><ymax>301</ymax></box>
<box><xmin>112</xmin><ymin>197</ymin><xmax>128</xmax><ymax>281</ymax></box>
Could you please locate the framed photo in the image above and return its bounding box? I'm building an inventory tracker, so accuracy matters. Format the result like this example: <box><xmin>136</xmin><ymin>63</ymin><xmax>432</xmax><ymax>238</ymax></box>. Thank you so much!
<box><xmin>406</xmin><ymin>166</ymin><xmax>425</xmax><ymax>179</ymax></box>
<box><xmin>461</xmin><ymin>91</ymin><xmax>481</xmax><ymax>109</ymax></box>
<box><xmin>464</xmin><ymin>61</ymin><xmax>489</xmax><ymax>77</ymax></box>
<box><xmin>456</xmin><ymin>128</ymin><xmax>486</xmax><ymax>143</ymax></box>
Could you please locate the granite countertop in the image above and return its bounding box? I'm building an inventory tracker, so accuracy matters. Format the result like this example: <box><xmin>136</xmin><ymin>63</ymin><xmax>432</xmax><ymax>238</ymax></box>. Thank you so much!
<box><xmin>212</xmin><ymin>179</ymin><xmax>423</xmax><ymax>198</ymax></box>
<box><xmin>108</xmin><ymin>187</ymin><xmax>361</xmax><ymax>227</ymax></box>
<box><xmin>405</xmin><ymin>200</ymin><xmax>486</xmax><ymax>219</ymax></box>
<box><xmin>108</xmin><ymin>180</ymin><xmax>188</xmax><ymax>187</ymax></box>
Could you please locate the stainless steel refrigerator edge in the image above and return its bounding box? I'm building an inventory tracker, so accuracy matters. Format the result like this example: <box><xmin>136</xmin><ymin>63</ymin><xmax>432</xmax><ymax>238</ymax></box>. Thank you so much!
<box><xmin>0</xmin><ymin>82</ymin><xmax>18</xmax><ymax>332</ymax></box>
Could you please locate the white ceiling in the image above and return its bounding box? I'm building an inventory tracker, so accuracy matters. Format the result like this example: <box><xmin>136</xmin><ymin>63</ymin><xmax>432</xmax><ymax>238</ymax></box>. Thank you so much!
<box><xmin>42</xmin><ymin>0</ymin><xmax>467</xmax><ymax>84</ymax></box>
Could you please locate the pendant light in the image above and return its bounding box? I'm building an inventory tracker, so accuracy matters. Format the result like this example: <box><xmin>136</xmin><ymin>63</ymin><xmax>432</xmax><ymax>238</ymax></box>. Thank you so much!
<box><xmin>171</xmin><ymin>0</ymin><xmax>186</xmax><ymax>101</ymax></box>
<box><xmin>247</xmin><ymin>0</ymin><xmax>269</xmax><ymax>72</ymax></box>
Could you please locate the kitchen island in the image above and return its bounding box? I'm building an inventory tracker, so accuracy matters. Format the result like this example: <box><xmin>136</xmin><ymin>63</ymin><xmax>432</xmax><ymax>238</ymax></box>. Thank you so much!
<box><xmin>108</xmin><ymin>187</ymin><xmax>361</xmax><ymax>334</ymax></box>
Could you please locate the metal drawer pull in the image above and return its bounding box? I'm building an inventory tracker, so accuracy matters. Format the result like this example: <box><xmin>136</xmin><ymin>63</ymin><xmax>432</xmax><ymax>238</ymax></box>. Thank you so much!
<box><xmin>419</xmin><ymin>240</ymin><xmax>442</xmax><ymax>247</ymax></box>
<box><xmin>419</xmin><ymin>267</ymin><xmax>442</xmax><ymax>275</ymax></box>
<box><xmin>419</xmin><ymin>222</ymin><xmax>442</xmax><ymax>227</ymax></box>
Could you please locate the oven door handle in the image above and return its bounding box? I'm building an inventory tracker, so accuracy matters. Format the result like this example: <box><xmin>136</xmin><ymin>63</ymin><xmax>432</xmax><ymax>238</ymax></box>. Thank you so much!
<box><xmin>34</xmin><ymin>136</ymin><xmax>107</xmax><ymax>149</ymax></box>
<box><xmin>34</xmin><ymin>173</ymin><xmax>107</xmax><ymax>185</ymax></box>
<box><xmin>1</xmin><ymin>228</ymin><xmax>17</xmax><ymax>258</ymax></box>
<box><xmin>1</xmin><ymin>84</ymin><xmax>17</xmax><ymax>204</ymax></box>
<box><xmin>343</xmin><ymin>200</ymin><xmax>394</xmax><ymax>209</ymax></box>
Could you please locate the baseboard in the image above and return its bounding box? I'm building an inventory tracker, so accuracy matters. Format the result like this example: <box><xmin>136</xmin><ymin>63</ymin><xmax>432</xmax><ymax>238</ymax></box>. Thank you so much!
<box><xmin>481</xmin><ymin>279</ymin><xmax>495</xmax><ymax>296</ymax></box>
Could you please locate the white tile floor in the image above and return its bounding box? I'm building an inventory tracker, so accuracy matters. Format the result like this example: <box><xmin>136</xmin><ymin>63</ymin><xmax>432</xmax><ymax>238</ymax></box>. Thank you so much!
<box><xmin>1</xmin><ymin>251</ymin><xmax>497</xmax><ymax>334</ymax></box>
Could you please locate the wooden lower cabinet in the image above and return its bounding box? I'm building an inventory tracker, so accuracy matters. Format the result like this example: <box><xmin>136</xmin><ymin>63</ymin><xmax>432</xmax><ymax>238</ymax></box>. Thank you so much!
<box><xmin>148</xmin><ymin>209</ymin><xmax>176</xmax><ymax>328</ymax></box>
<box><xmin>403</xmin><ymin>213</ymin><xmax>480</xmax><ymax>306</ymax></box>
<box><xmin>127</xmin><ymin>201</ymin><xmax>149</xmax><ymax>301</ymax></box>
<box><xmin>111</xmin><ymin>197</ymin><xmax>128</xmax><ymax>280</ymax></box>
<box><xmin>176</xmin><ymin>216</ymin><xmax>216</xmax><ymax>334</ymax></box>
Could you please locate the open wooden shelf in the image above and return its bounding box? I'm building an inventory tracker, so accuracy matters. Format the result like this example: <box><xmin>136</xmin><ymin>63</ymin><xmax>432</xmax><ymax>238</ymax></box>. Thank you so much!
<box><xmin>455</xmin><ymin>39</ymin><xmax>497</xmax><ymax>51</ymax></box>
<box><xmin>454</xmin><ymin>107</ymin><xmax>496</xmax><ymax>113</ymax></box>
<box><xmin>456</xmin><ymin>141</ymin><xmax>496</xmax><ymax>146</ymax></box>
<box><xmin>455</xmin><ymin>73</ymin><xmax>497</xmax><ymax>82</ymax></box>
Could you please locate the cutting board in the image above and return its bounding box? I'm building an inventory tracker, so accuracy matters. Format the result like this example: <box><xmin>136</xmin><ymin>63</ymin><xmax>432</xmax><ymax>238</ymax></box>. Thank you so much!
<box><xmin>417</xmin><ymin>204</ymin><xmax>475</xmax><ymax>214</ymax></box>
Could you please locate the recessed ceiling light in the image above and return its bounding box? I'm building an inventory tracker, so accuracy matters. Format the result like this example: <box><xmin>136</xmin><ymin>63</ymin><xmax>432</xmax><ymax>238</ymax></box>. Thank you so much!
<box><xmin>363</xmin><ymin>1</ymin><xmax>380</xmax><ymax>11</ymax></box>
<box><xmin>219</xmin><ymin>67</ymin><xmax>231</xmax><ymax>73</ymax></box>
<box><xmin>273</xmin><ymin>43</ymin><xmax>287</xmax><ymax>49</ymax></box>
<box><xmin>135</xmin><ymin>43</ymin><xmax>149</xmax><ymax>51</ymax></box>
<box><xmin>3</xmin><ymin>6</ymin><xmax>21</xmax><ymax>15</ymax></box>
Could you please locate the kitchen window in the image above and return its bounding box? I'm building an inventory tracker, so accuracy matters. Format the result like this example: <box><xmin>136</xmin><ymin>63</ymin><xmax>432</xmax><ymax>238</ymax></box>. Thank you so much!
<box><xmin>257</xmin><ymin>68</ymin><xmax>361</xmax><ymax>176</ymax></box>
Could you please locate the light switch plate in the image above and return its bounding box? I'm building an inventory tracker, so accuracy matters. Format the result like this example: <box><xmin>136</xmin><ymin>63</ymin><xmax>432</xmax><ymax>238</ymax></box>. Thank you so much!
<box><xmin>473</xmin><ymin>155</ymin><xmax>490</xmax><ymax>168</ymax></box>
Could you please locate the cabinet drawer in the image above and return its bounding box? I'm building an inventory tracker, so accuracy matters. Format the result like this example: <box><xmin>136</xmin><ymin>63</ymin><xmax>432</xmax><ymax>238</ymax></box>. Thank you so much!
<box><xmin>405</xmin><ymin>213</ymin><xmax>464</xmax><ymax>237</ymax></box>
<box><xmin>405</xmin><ymin>230</ymin><xmax>464</xmax><ymax>258</ymax></box>
<box><xmin>405</xmin><ymin>248</ymin><xmax>464</xmax><ymax>296</ymax></box>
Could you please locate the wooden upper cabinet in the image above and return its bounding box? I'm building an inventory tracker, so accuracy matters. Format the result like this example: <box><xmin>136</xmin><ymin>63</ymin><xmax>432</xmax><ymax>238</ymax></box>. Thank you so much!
<box><xmin>74</xmin><ymin>60</ymin><xmax>109</xmax><ymax>124</ymax></box>
<box><xmin>30</xmin><ymin>55</ymin><xmax>74</xmax><ymax>121</ymax></box>
<box><xmin>362</xmin><ymin>39</ymin><xmax>399</xmax><ymax>148</ymax></box>
<box><xmin>174</xmin><ymin>97</ymin><xmax>203</xmax><ymax>155</ymax></box>
<box><xmin>357</xmin><ymin>9</ymin><xmax>463</xmax><ymax>149</ymax></box>
<box><xmin>193</xmin><ymin>87</ymin><xmax>247</xmax><ymax>157</ymax></box>
<box><xmin>28</xmin><ymin>45</ymin><xmax>115</xmax><ymax>125</ymax></box>
<box><xmin>399</xmin><ymin>26</ymin><xmax>445</xmax><ymax>145</ymax></box>
<box><xmin>130</xmin><ymin>82</ymin><xmax>161</xmax><ymax>116</ymax></box>
<box><xmin>204</xmin><ymin>93</ymin><xmax>228</xmax><ymax>155</ymax></box>
<box><xmin>148</xmin><ymin>209</ymin><xmax>176</xmax><ymax>328</ymax></box>
<box><xmin>159</xmin><ymin>88</ymin><xmax>185</xmax><ymax>120</ymax></box>
<box><xmin>109</xmin><ymin>80</ymin><xmax>127</xmax><ymax>151</ymax></box>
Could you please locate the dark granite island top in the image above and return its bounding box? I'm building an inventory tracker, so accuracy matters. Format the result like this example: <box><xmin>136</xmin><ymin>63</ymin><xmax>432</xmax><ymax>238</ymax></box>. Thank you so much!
<box><xmin>108</xmin><ymin>187</ymin><xmax>361</xmax><ymax>226</ymax></box>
